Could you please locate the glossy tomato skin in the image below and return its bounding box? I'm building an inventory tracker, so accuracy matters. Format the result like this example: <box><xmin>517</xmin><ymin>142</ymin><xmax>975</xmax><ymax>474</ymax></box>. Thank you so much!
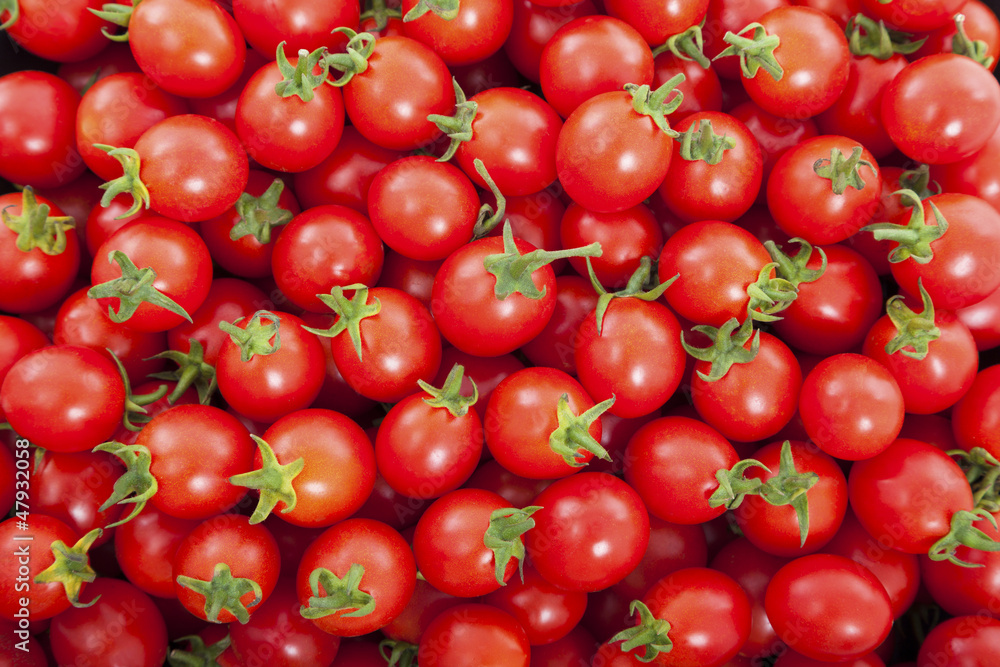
<box><xmin>173</xmin><ymin>514</ymin><xmax>281</xmax><ymax>623</ymax></box>
<box><xmin>257</xmin><ymin>409</ymin><xmax>376</xmax><ymax>527</ymax></box>
<box><xmin>343</xmin><ymin>36</ymin><xmax>454</xmax><ymax>151</ymax></box>
<box><xmin>401</xmin><ymin>0</ymin><xmax>514</xmax><ymax>65</ymax></box>
<box><xmin>561</xmin><ymin>203</ymin><xmax>662</xmax><ymax>288</ymax></box>
<box><xmin>139</xmin><ymin>404</ymin><xmax>255</xmax><ymax>520</ymax></box>
<box><xmin>729</xmin><ymin>101</ymin><xmax>819</xmax><ymax>195</ymax></box>
<box><xmin>624</xmin><ymin>416</ymin><xmax>737</xmax><ymax>525</ymax></box>
<box><xmin>556</xmin><ymin>90</ymin><xmax>674</xmax><ymax>213</ymax></box>
<box><xmin>640</xmin><ymin>567</ymin><xmax>752</xmax><ymax>667</ymax></box>
<box><xmin>574</xmin><ymin>297</ymin><xmax>684</xmax><ymax>419</ymax></box>
<box><xmin>735</xmin><ymin>440</ymin><xmax>849</xmax><ymax>557</ymax></box>
<box><xmin>765</xmin><ymin>554</ymin><xmax>892</xmax><ymax>661</ymax></box>
<box><xmin>91</xmin><ymin>217</ymin><xmax>213</xmax><ymax>333</ymax></box>
<box><xmin>235</xmin><ymin>56</ymin><xmax>345</xmax><ymax>173</ymax></box>
<box><xmin>929</xmin><ymin>117</ymin><xmax>1000</xmax><ymax>215</ymax></box>
<box><xmin>702</xmin><ymin>0</ymin><xmax>790</xmax><ymax>81</ymax></box>
<box><xmin>2</xmin><ymin>0</ymin><xmax>111</xmax><ymax>62</ymax></box>
<box><xmin>916</xmin><ymin>616</ymin><xmax>1000</xmax><ymax>667</ymax></box>
<box><xmin>271</xmin><ymin>204</ymin><xmax>384</xmax><ymax>312</ymax></box>
<box><xmin>798</xmin><ymin>353</ymin><xmax>905</xmax><ymax>461</ymax></box>
<box><xmin>419</xmin><ymin>604</ymin><xmax>530</xmax><ymax>667</ymax></box>
<box><xmin>881</xmin><ymin>54</ymin><xmax>1000</xmax><ymax>164</ymax></box>
<box><xmin>296</xmin><ymin>518</ymin><xmax>417</xmax><ymax>636</ymax></box>
<box><xmin>503</xmin><ymin>0</ymin><xmax>597</xmax><ymax>83</ymax></box>
<box><xmin>216</xmin><ymin>311</ymin><xmax>326</xmax><ymax>423</ymax></box>
<box><xmin>431</xmin><ymin>234</ymin><xmax>557</xmax><ymax>357</ymax></box>
<box><xmin>1</xmin><ymin>345</ymin><xmax>124</xmax><ymax>453</ymax></box>
<box><xmin>920</xmin><ymin>511</ymin><xmax>1000</xmax><ymax>617</ymax></box>
<box><xmin>30</xmin><ymin>450</ymin><xmax>123</xmax><ymax>548</ymax></box>
<box><xmin>0</xmin><ymin>514</ymin><xmax>81</xmax><ymax>621</ymax></box>
<box><xmin>660</xmin><ymin>111</ymin><xmax>763</xmax><ymax>224</ymax></box>
<box><xmin>612</xmin><ymin>516</ymin><xmax>709</xmax><ymax>602</ymax></box>
<box><xmin>129</xmin><ymin>0</ymin><xmax>246</xmax><ymax>98</ymax></box>
<box><xmin>0</xmin><ymin>317</ymin><xmax>47</xmax><ymax>423</ymax></box>
<box><xmin>526</xmin><ymin>472</ymin><xmax>649</xmax><ymax>592</ymax></box>
<box><xmin>50</xmin><ymin>578</ymin><xmax>168</xmax><ymax>667</ymax></box>
<box><xmin>604</xmin><ymin>0</ymin><xmax>709</xmax><ymax>45</ymax></box>
<box><xmin>233</xmin><ymin>0</ymin><xmax>359</xmax><ymax>57</ymax></box>
<box><xmin>519</xmin><ymin>274</ymin><xmax>599</xmax><ymax>375</ymax></box>
<box><xmin>131</xmin><ymin>114</ymin><xmax>249</xmax><ymax>222</ymax></box>
<box><xmin>848</xmin><ymin>438</ymin><xmax>976</xmax><ymax>555</ymax></box>
<box><xmin>114</xmin><ymin>505</ymin><xmax>199</xmax><ymax>598</ymax></box>
<box><xmin>860</xmin><ymin>0</ymin><xmax>968</xmax><ymax>32</ymax></box>
<box><xmin>767</xmin><ymin>135</ymin><xmax>882</xmax><ymax>245</ymax></box>
<box><xmin>484</xmin><ymin>367</ymin><xmax>604</xmax><ymax>479</ymax></box>
<box><xmin>738</xmin><ymin>7</ymin><xmax>850</xmax><ymax>118</ymax></box>
<box><xmin>0</xmin><ymin>191</ymin><xmax>81</xmax><ymax>314</ymax></box>
<box><xmin>951</xmin><ymin>366</ymin><xmax>1000</xmax><ymax>459</ymax></box>
<box><xmin>483</xmin><ymin>561</ymin><xmax>587</xmax><ymax>645</ymax></box>
<box><xmin>0</xmin><ymin>71</ymin><xmax>86</xmax><ymax>188</ymax></box>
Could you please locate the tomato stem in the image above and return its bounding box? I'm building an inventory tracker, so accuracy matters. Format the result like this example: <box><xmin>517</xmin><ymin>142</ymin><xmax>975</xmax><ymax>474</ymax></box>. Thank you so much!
<box><xmin>147</xmin><ymin>339</ymin><xmax>218</xmax><ymax>405</ymax></box>
<box><xmin>715</xmin><ymin>22</ymin><xmax>784</xmax><ymax>81</ymax></box>
<box><xmin>87</xmin><ymin>250</ymin><xmax>193</xmax><ymax>325</ymax></box>
<box><xmin>927</xmin><ymin>509</ymin><xmax>1000</xmax><ymax>567</ymax></box>
<box><xmin>813</xmin><ymin>145</ymin><xmax>877</xmax><ymax>195</ymax></box>
<box><xmin>324</xmin><ymin>28</ymin><xmax>376</xmax><ymax>87</ymax></box>
<box><xmin>652</xmin><ymin>22</ymin><xmax>710</xmax><ymax>68</ymax></box>
<box><xmin>0</xmin><ymin>186</ymin><xmax>76</xmax><ymax>256</ymax></box>
<box><xmin>0</xmin><ymin>0</ymin><xmax>20</xmax><ymax>31</ymax></box>
<box><xmin>94</xmin><ymin>144</ymin><xmax>150</xmax><ymax>218</ymax></box>
<box><xmin>219</xmin><ymin>310</ymin><xmax>283</xmax><ymax>362</ymax></box>
<box><xmin>107</xmin><ymin>348</ymin><xmax>169</xmax><ymax>431</ymax></box>
<box><xmin>898</xmin><ymin>164</ymin><xmax>940</xmax><ymax>199</ymax></box>
<box><xmin>168</xmin><ymin>634</ymin><xmax>233</xmax><ymax>667</ymax></box>
<box><xmin>472</xmin><ymin>159</ymin><xmax>507</xmax><ymax>237</ymax></box>
<box><xmin>765</xmin><ymin>238</ymin><xmax>828</xmax><ymax>291</ymax></box>
<box><xmin>176</xmin><ymin>562</ymin><xmax>263</xmax><ymax>624</ymax></box>
<box><xmin>302</xmin><ymin>285</ymin><xmax>381</xmax><ymax>360</ymax></box>
<box><xmin>230</xmin><ymin>178</ymin><xmax>294</xmax><ymax>244</ymax></box>
<box><xmin>609</xmin><ymin>600</ymin><xmax>674</xmax><ymax>661</ymax></box>
<box><xmin>883</xmin><ymin>279</ymin><xmax>940</xmax><ymax>360</ymax></box>
<box><xmin>745</xmin><ymin>262</ymin><xmax>798</xmax><ymax>322</ymax></box>
<box><xmin>756</xmin><ymin>441</ymin><xmax>819</xmax><ymax>547</ymax></box>
<box><xmin>33</xmin><ymin>528</ymin><xmax>102</xmax><ymax>609</ymax></box>
<box><xmin>87</xmin><ymin>1</ymin><xmax>133</xmax><ymax>41</ymax></box>
<box><xmin>360</xmin><ymin>0</ymin><xmax>401</xmax><ymax>32</ymax></box>
<box><xmin>427</xmin><ymin>78</ymin><xmax>478</xmax><ymax>163</ymax></box>
<box><xmin>681</xmin><ymin>316</ymin><xmax>760</xmax><ymax>382</ymax></box>
<box><xmin>300</xmin><ymin>563</ymin><xmax>376</xmax><ymax>619</ymax></box>
<box><xmin>587</xmin><ymin>255</ymin><xmax>678</xmax><ymax>335</ymax></box>
<box><xmin>483</xmin><ymin>505</ymin><xmax>541</xmax><ymax>585</ymax></box>
<box><xmin>229</xmin><ymin>435</ymin><xmax>305</xmax><ymax>524</ymax></box>
<box><xmin>948</xmin><ymin>447</ymin><xmax>1000</xmax><ymax>512</ymax></box>
<box><xmin>93</xmin><ymin>441</ymin><xmax>158</xmax><ymax>528</ymax></box>
<box><xmin>548</xmin><ymin>394</ymin><xmax>614</xmax><ymax>468</ymax></box>
<box><xmin>379</xmin><ymin>639</ymin><xmax>418</xmax><ymax>667</ymax></box>
<box><xmin>952</xmin><ymin>14</ymin><xmax>995</xmax><ymax>69</ymax></box>
<box><xmin>403</xmin><ymin>0</ymin><xmax>459</xmax><ymax>21</ymax></box>
<box><xmin>625</xmin><ymin>75</ymin><xmax>685</xmax><ymax>137</ymax></box>
<box><xmin>676</xmin><ymin>118</ymin><xmax>736</xmax><ymax>164</ymax></box>
<box><xmin>862</xmin><ymin>189</ymin><xmax>949</xmax><ymax>264</ymax></box>
<box><xmin>418</xmin><ymin>363</ymin><xmax>478</xmax><ymax>417</ymax></box>
<box><xmin>274</xmin><ymin>42</ymin><xmax>331</xmax><ymax>102</ymax></box>
<box><xmin>845</xmin><ymin>14</ymin><xmax>925</xmax><ymax>59</ymax></box>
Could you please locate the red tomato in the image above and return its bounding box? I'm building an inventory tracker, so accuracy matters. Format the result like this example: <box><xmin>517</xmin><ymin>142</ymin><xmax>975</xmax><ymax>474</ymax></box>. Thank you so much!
<box><xmin>560</xmin><ymin>202</ymin><xmax>663</xmax><ymax>288</ymax></box>
<box><xmin>860</xmin><ymin>0</ymin><xmax>968</xmax><ymax>31</ymax></box>
<box><xmin>113</xmin><ymin>505</ymin><xmax>198</xmax><ymax>598</ymax></box>
<box><xmin>503</xmin><ymin>0</ymin><xmax>597</xmax><ymax>83</ymax></box>
<box><xmin>951</xmin><ymin>366</ymin><xmax>1000</xmax><ymax>458</ymax></box>
<box><xmin>418</xmin><ymin>603</ymin><xmax>530</xmax><ymax>667</ymax></box>
<box><xmin>30</xmin><ymin>450</ymin><xmax>123</xmax><ymax>548</ymax></box>
<box><xmin>484</xmin><ymin>561</ymin><xmax>587</xmax><ymax>645</ymax></box>
<box><xmin>233</xmin><ymin>0</ymin><xmax>359</xmax><ymax>57</ymax></box>
<box><xmin>0</xmin><ymin>514</ymin><xmax>86</xmax><ymax>621</ymax></box>
<box><xmin>916</xmin><ymin>616</ymin><xmax>1000</xmax><ymax>667</ymax></box>
<box><xmin>401</xmin><ymin>0</ymin><xmax>514</xmax><ymax>65</ymax></box>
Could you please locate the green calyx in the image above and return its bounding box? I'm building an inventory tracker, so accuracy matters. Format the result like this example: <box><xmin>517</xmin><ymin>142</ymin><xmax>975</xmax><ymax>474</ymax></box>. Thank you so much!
<box><xmin>0</xmin><ymin>0</ymin><xmax>20</xmax><ymax>31</ymax></box>
<box><xmin>483</xmin><ymin>505</ymin><xmax>542</xmax><ymax>585</ymax></box>
<box><xmin>682</xmin><ymin>316</ymin><xmax>760</xmax><ymax>382</ymax></box>
<box><xmin>897</xmin><ymin>164</ymin><xmax>940</xmax><ymax>200</ymax></box>
<box><xmin>862</xmin><ymin>189</ymin><xmax>948</xmax><ymax>264</ymax></box>
<box><xmin>87</xmin><ymin>250</ymin><xmax>193</xmax><ymax>326</ymax></box>
<box><xmin>94</xmin><ymin>440</ymin><xmax>158</xmax><ymax>528</ymax></box>
<box><xmin>883</xmin><ymin>279</ymin><xmax>940</xmax><ymax>360</ymax></box>
<box><xmin>87</xmin><ymin>2</ymin><xmax>133</xmax><ymax>41</ymax></box>
<box><xmin>549</xmin><ymin>394</ymin><xmax>614</xmax><ymax>468</ymax></box>
<box><xmin>471</xmin><ymin>159</ymin><xmax>507</xmax><ymax>238</ymax></box>
<box><xmin>418</xmin><ymin>363</ymin><xmax>478</xmax><ymax>417</ymax></box>
<box><xmin>404</xmin><ymin>0</ymin><xmax>459</xmax><ymax>21</ymax></box>
<box><xmin>1</xmin><ymin>186</ymin><xmax>76</xmax><ymax>255</ymax></box>
<box><xmin>300</xmin><ymin>563</ymin><xmax>376</xmax><ymax>620</ymax></box>
<box><xmin>427</xmin><ymin>77</ymin><xmax>478</xmax><ymax>163</ymax></box>
<box><xmin>323</xmin><ymin>28</ymin><xmax>376</xmax><ymax>87</ymax></box>
<box><xmin>928</xmin><ymin>508</ymin><xmax>1000</xmax><ymax>568</ymax></box>
<box><xmin>218</xmin><ymin>310</ymin><xmax>283</xmax><ymax>362</ymax></box>
<box><xmin>33</xmin><ymin>528</ymin><xmax>102</xmax><ymax>608</ymax></box>
<box><xmin>230</xmin><ymin>178</ymin><xmax>294</xmax><ymax>245</ymax></box>
<box><xmin>765</xmin><ymin>238</ymin><xmax>828</xmax><ymax>291</ymax></box>
<box><xmin>813</xmin><ymin>145</ymin><xmax>877</xmax><ymax>195</ymax></box>
<box><xmin>652</xmin><ymin>22</ymin><xmax>710</xmax><ymax>69</ymax></box>
<box><xmin>676</xmin><ymin>118</ymin><xmax>736</xmax><ymax>165</ymax></box>
<box><xmin>707</xmin><ymin>458</ymin><xmax>770</xmax><ymax>509</ymax></box>
<box><xmin>274</xmin><ymin>42</ymin><xmax>330</xmax><ymax>102</ymax></box>
<box><xmin>715</xmin><ymin>22</ymin><xmax>784</xmax><ymax>81</ymax></box>
<box><xmin>176</xmin><ymin>563</ymin><xmax>263</xmax><ymax>625</ymax></box>
<box><xmin>587</xmin><ymin>255</ymin><xmax>678</xmax><ymax>335</ymax></box>
<box><xmin>746</xmin><ymin>262</ymin><xmax>798</xmax><ymax>322</ymax></box>
<box><xmin>484</xmin><ymin>220</ymin><xmax>602</xmax><ymax>301</ymax></box>
<box><xmin>755</xmin><ymin>441</ymin><xmax>819</xmax><ymax>547</ymax></box>
<box><xmin>229</xmin><ymin>435</ymin><xmax>305</xmax><ymax>524</ymax></box>
<box><xmin>107</xmin><ymin>348</ymin><xmax>169</xmax><ymax>432</ymax></box>
<box><xmin>167</xmin><ymin>634</ymin><xmax>232</xmax><ymax>667</ymax></box>
<box><xmin>624</xmin><ymin>74</ymin><xmax>685</xmax><ymax>136</ymax></box>
<box><xmin>609</xmin><ymin>600</ymin><xmax>673</xmax><ymax>663</ymax></box>
<box><xmin>845</xmin><ymin>13</ymin><xmax>925</xmax><ymax>59</ymax></box>
<box><xmin>379</xmin><ymin>639</ymin><xmax>418</xmax><ymax>667</ymax></box>
<box><xmin>302</xmin><ymin>285</ymin><xmax>380</xmax><ymax>360</ymax></box>
<box><xmin>952</xmin><ymin>13</ymin><xmax>995</xmax><ymax>69</ymax></box>
<box><xmin>360</xmin><ymin>0</ymin><xmax>401</xmax><ymax>32</ymax></box>
<box><xmin>949</xmin><ymin>447</ymin><xmax>1000</xmax><ymax>513</ymax></box>
<box><xmin>94</xmin><ymin>144</ymin><xmax>150</xmax><ymax>217</ymax></box>
<box><xmin>147</xmin><ymin>339</ymin><xmax>218</xmax><ymax>406</ymax></box>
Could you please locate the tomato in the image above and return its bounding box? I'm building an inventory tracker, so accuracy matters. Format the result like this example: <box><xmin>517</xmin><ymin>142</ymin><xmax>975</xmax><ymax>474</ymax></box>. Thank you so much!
<box><xmin>235</xmin><ymin>49</ymin><xmax>345</xmax><ymax>173</ymax></box>
<box><xmin>233</xmin><ymin>0</ymin><xmax>359</xmax><ymax>57</ymax></box>
<box><xmin>881</xmin><ymin>54</ymin><xmax>1000</xmax><ymax>164</ymax></box>
<box><xmin>0</xmin><ymin>315</ymin><xmax>51</xmax><ymax>415</ymax></box>
<box><xmin>296</xmin><ymin>518</ymin><xmax>416</xmax><ymax>636</ymax></box>
<box><xmin>951</xmin><ymin>366</ymin><xmax>1000</xmax><ymax>458</ymax></box>
<box><xmin>612</xmin><ymin>516</ymin><xmax>709</xmax><ymax>602</ymax></box>
<box><xmin>186</xmin><ymin>48</ymin><xmax>269</xmax><ymax>134</ymax></box>
<box><xmin>860</xmin><ymin>0</ymin><xmax>968</xmax><ymax>32</ymax></box>
<box><xmin>2</xmin><ymin>345</ymin><xmax>124</xmax><ymax>453</ymax></box>
<box><xmin>916</xmin><ymin>616</ymin><xmax>1000</xmax><ymax>667</ymax></box>
<box><xmin>401</xmin><ymin>0</ymin><xmax>514</xmax><ymax>66</ymax></box>
<box><xmin>912</xmin><ymin>1</ymin><xmax>1000</xmax><ymax>70</ymax></box>
<box><xmin>798</xmin><ymin>353</ymin><xmax>904</xmax><ymax>461</ymax></box>
<box><xmin>702</xmin><ymin>0</ymin><xmax>790</xmax><ymax>81</ymax></box>
<box><xmin>216</xmin><ymin>310</ymin><xmax>326</xmax><ymax>423</ymax></box>
<box><xmin>483</xmin><ymin>561</ymin><xmax>587</xmax><ymax>645</ymax></box>
<box><xmin>526</xmin><ymin>472</ymin><xmax>649</xmax><ymax>592</ymax></box>
<box><xmin>367</xmin><ymin>156</ymin><xmax>479</xmax><ymax>261</ymax></box>
<box><xmin>540</xmin><ymin>15</ymin><xmax>653</xmax><ymax>119</ymax></box>
<box><xmin>419</xmin><ymin>603</ymin><xmax>530</xmax><ymax>667</ymax></box>
<box><xmin>0</xmin><ymin>189</ymin><xmax>81</xmax><ymax>314</ymax></box>
<box><xmin>729</xmin><ymin>101</ymin><xmax>819</xmax><ymax>197</ymax></box>
<box><xmin>604</xmin><ymin>0</ymin><xmax>708</xmax><ymax>45</ymax></box>
<box><xmin>530</xmin><ymin>626</ymin><xmax>597</xmax><ymax>666</ymax></box>
<box><xmin>560</xmin><ymin>202</ymin><xmax>662</xmax><ymax>288</ymax></box>
<box><xmin>127</xmin><ymin>0</ymin><xmax>246</xmax><ymax>98</ymax></box>
<box><xmin>504</xmin><ymin>0</ymin><xmax>597</xmax><ymax>83</ymax></box>
<box><xmin>930</xmin><ymin>122</ymin><xmax>1000</xmax><ymax>216</ymax></box>
<box><xmin>1</xmin><ymin>0</ymin><xmax>111</xmax><ymax>62</ymax></box>
<box><xmin>237</xmin><ymin>409</ymin><xmax>376</xmax><ymax>527</ymax></box>
<box><xmin>765</xmin><ymin>554</ymin><xmax>892</xmax><ymax>661</ymax></box>
<box><xmin>30</xmin><ymin>450</ymin><xmax>123</xmax><ymax>548</ymax></box>
<box><xmin>75</xmin><ymin>72</ymin><xmax>189</xmax><ymax>181</ymax></box>
<box><xmin>90</xmin><ymin>217</ymin><xmax>213</xmax><ymax>333</ymax></box>
<box><xmin>660</xmin><ymin>111</ymin><xmax>763</xmax><ymax>224</ymax></box>
<box><xmin>49</xmin><ymin>578</ymin><xmax>167</xmax><ymax>667</ymax></box>
<box><xmin>229</xmin><ymin>583</ymin><xmax>342</xmax><ymax>667</ymax></box>
<box><xmin>113</xmin><ymin>505</ymin><xmax>198</xmax><ymax>598</ymax></box>
<box><xmin>0</xmin><ymin>71</ymin><xmax>86</xmax><ymax>188</ymax></box>
<box><xmin>173</xmin><ymin>514</ymin><xmax>281</xmax><ymax>624</ymax></box>
<box><xmin>382</xmin><ymin>578</ymin><xmax>467</xmax><ymax>645</ymax></box>
<box><xmin>518</xmin><ymin>274</ymin><xmax>597</xmax><ymax>375</ymax></box>
<box><xmin>56</xmin><ymin>42</ymin><xmax>141</xmax><ymax>93</ymax></box>
<box><xmin>271</xmin><ymin>204</ymin><xmax>384</xmax><ymax>312</ymax></box>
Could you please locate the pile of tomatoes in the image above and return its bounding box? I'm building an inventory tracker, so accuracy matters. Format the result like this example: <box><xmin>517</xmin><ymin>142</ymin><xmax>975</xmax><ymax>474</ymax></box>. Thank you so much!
<box><xmin>2</xmin><ymin>0</ymin><xmax>1000</xmax><ymax>665</ymax></box>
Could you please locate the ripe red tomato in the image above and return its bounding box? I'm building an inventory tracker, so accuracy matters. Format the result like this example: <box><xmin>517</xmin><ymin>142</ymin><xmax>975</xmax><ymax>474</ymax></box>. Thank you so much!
<box><xmin>113</xmin><ymin>505</ymin><xmax>198</xmax><ymax>598</ymax></box>
<box><xmin>401</xmin><ymin>0</ymin><xmax>514</xmax><ymax>66</ymax></box>
<box><xmin>418</xmin><ymin>603</ymin><xmax>530</xmax><ymax>667</ymax></box>
<box><xmin>951</xmin><ymin>366</ymin><xmax>1000</xmax><ymax>458</ymax></box>
<box><xmin>917</xmin><ymin>616</ymin><xmax>1000</xmax><ymax>667</ymax></box>
<box><xmin>233</xmin><ymin>0</ymin><xmax>360</xmax><ymax>57</ymax></box>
